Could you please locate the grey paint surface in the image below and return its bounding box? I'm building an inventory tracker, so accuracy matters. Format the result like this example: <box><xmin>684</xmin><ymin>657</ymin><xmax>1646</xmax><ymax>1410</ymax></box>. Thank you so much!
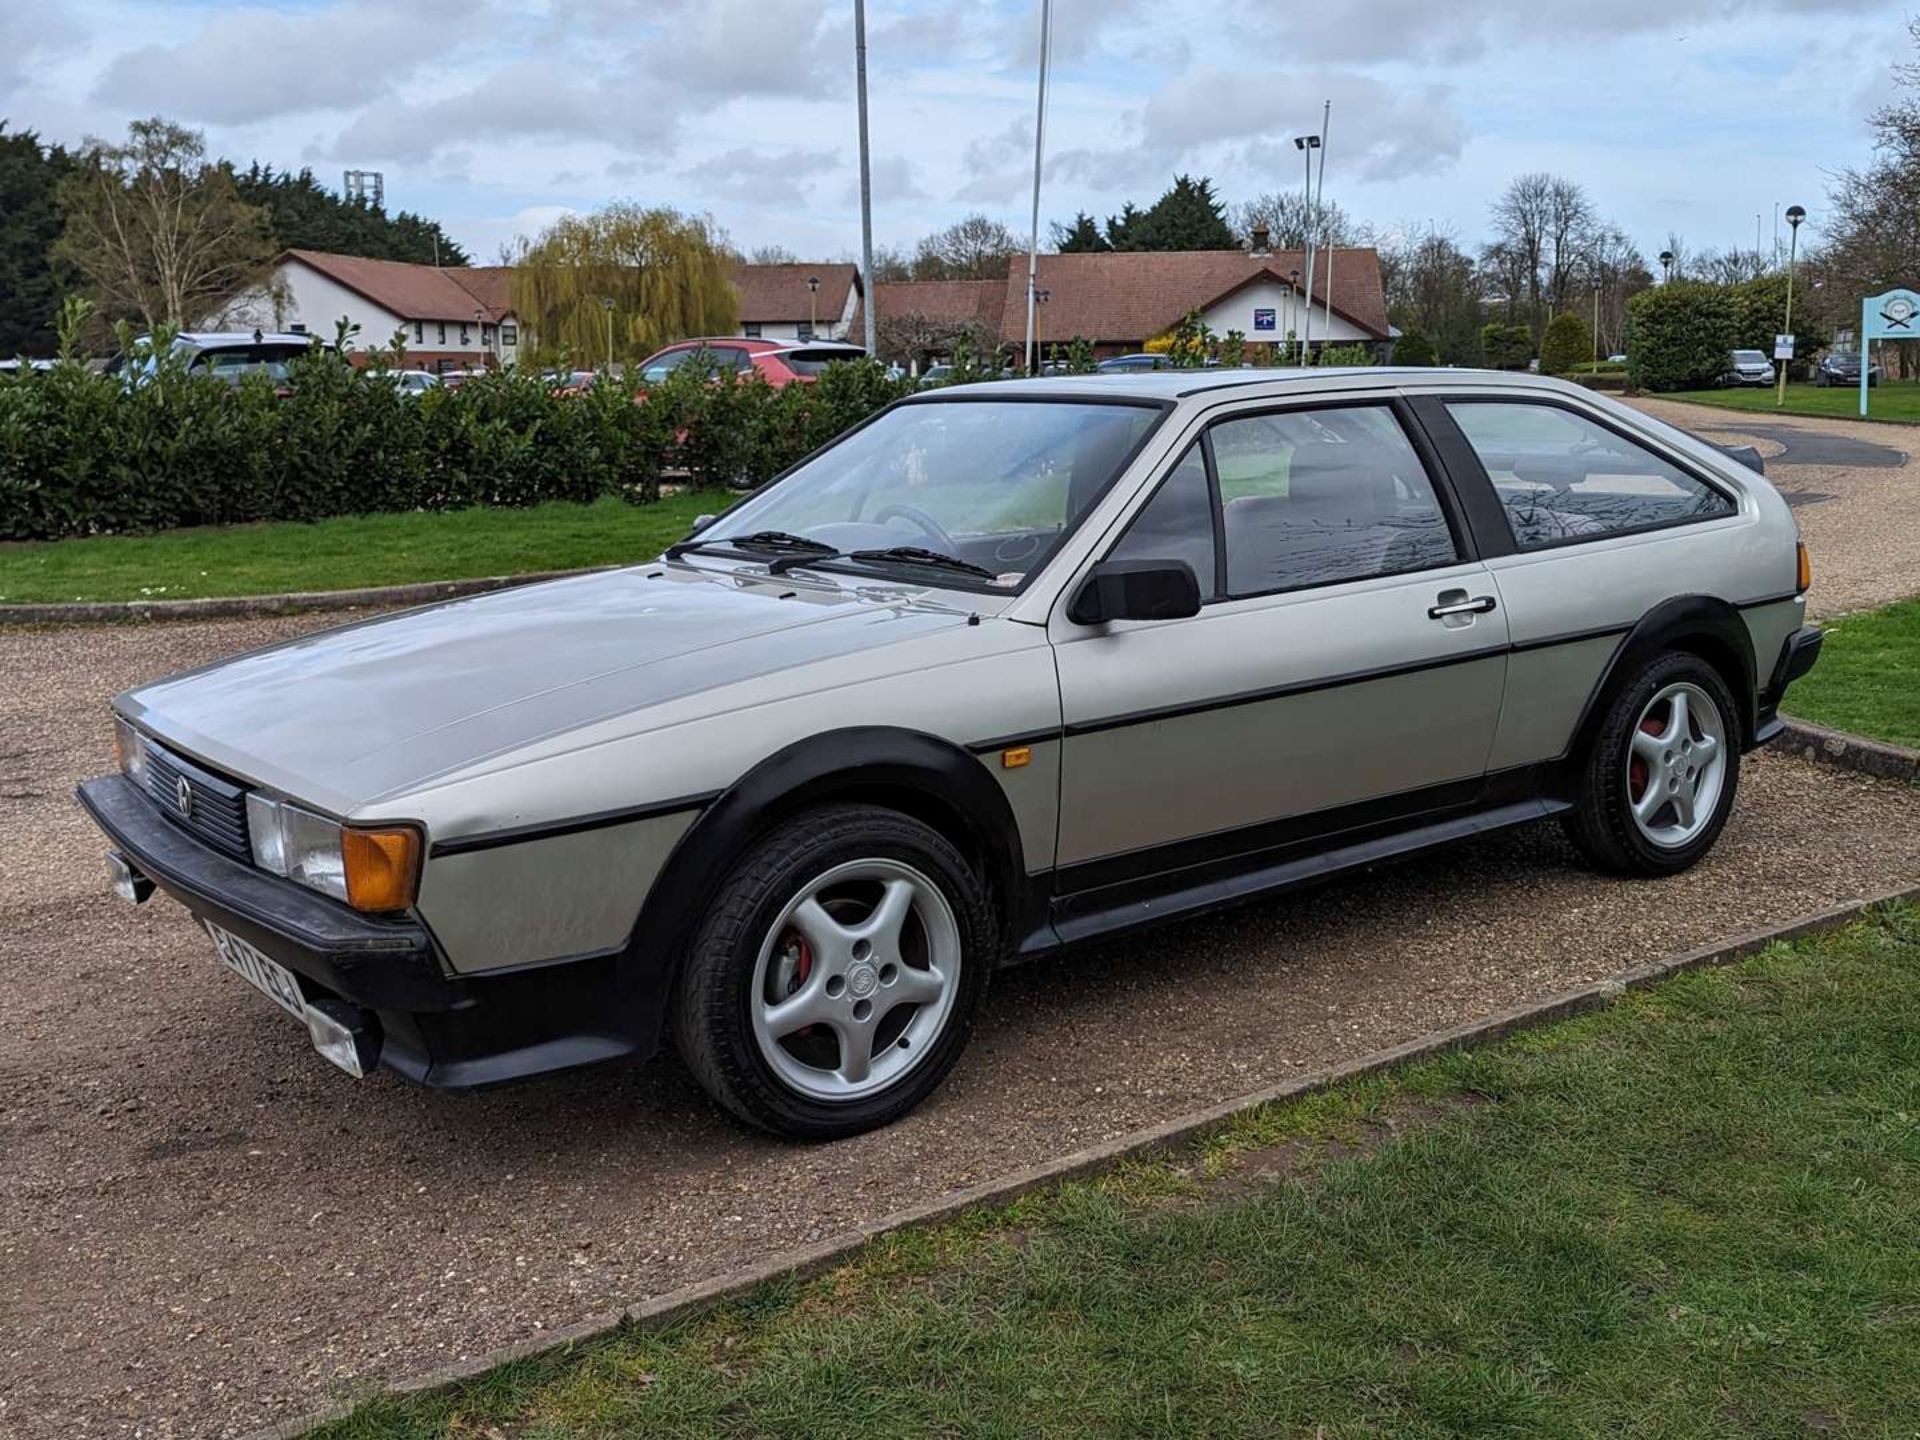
<box><xmin>111</xmin><ymin>370</ymin><xmax>1809</xmax><ymax>974</ymax></box>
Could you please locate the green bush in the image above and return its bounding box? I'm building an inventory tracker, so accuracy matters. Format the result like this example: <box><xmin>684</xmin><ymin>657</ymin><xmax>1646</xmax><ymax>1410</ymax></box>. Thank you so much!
<box><xmin>0</xmin><ymin>345</ymin><xmax>916</xmax><ymax>541</ymax></box>
<box><xmin>1480</xmin><ymin>323</ymin><xmax>1533</xmax><ymax>370</ymax></box>
<box><xmin>1538</xmin><ymin>311</ymin><xmax>1592</xmax><ymax>376</ymax></box>
<box><xmin>1625</xmin><ymin>283</ymin><xmax>1738</xmax><ymax>392</ymax></box>
<box><xmin>1391</xmin><ymin>328</ymin><xmax>1436</xmax><ymax>366</ymax></box>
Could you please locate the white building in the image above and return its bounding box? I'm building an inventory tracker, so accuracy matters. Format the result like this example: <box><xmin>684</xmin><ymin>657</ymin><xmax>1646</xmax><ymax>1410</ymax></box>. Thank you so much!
<box><xmin>227</xmin><ymin>250</ymin><xmax>521</xmax><ymax>372</ymax></box>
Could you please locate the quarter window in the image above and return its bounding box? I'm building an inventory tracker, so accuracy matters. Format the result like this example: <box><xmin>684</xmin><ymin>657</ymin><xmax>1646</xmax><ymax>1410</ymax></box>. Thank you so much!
<box><xmin>1212</xmin><ymin>406</ymin><xmax>1459</xmax><ymax>597</ymax></box>
<box><xmin>1108</xmin><ymin>443</ymin><xmax>1218</xmax><ymax>598</ymax></box>
<box><xmin>1445</xmin><ymin>402</ymin><xmax>1734</xmax><ymax>549</ymax></box>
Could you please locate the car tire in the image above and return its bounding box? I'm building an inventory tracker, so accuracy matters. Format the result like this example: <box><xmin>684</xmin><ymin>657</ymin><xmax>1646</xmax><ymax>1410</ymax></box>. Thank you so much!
<box><xmin>669</xmin><ymin>803</ymin><xmax>995</xmax><ymax>1139</ymax></box>
<box><xmin>1561</xmin><ymin>651</ymin><xmax>1742</xmax><ymax>877</ymax></box>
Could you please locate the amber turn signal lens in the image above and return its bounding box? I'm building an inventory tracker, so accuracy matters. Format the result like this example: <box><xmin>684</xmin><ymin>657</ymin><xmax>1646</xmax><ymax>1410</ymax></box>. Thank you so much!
<box><xmin>1796</xmin><ymin>542</ymin><xmax>1812</xmax><ymax>594</ymax></box>
<box><xmin>341</xmin><ymin>827</ymin><xmax>422</xmax><ymax>912</ymax></box>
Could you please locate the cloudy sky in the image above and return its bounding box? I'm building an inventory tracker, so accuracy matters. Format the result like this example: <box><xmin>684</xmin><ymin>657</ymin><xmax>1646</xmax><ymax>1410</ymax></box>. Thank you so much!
<box><xmin>2</xmin><ymin>0</ymin><xmax>1912</xmax><ymax>264</ymax></box>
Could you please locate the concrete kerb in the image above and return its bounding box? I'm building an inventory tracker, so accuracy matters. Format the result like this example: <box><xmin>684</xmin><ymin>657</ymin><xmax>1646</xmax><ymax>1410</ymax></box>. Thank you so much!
<box><xmin>0</xmin><ymin>567</ymin><xmax>614</xmax><ymax>627</ymax></box>
<box><xmin>244</xmin><ymin>879</ymin><xmax>1920</xmax><ymax>1440</ymax></box>
<box><xmin>1775</xmin><ymin>718</ymin><xmax>1920</xmax><ymax>785</ymax></box>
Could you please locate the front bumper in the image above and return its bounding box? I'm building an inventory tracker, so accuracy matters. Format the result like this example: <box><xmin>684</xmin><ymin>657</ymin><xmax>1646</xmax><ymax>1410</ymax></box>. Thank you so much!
<box><xmin>1752</xmin><ymin>624</ymin><xmax>1824</xmax><ymax>745</ymax></box>
<box><xmin>77</xmin><ymin>774</ymin><xmax>649</xmax><ymax>1088</ymax></box>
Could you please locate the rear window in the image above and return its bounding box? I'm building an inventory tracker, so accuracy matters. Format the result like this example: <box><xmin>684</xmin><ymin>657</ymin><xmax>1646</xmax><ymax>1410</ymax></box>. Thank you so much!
<box><xmin>779</xmin><ymin>348</ymin><xmax>864</xmax><ymax>375</ymax></box>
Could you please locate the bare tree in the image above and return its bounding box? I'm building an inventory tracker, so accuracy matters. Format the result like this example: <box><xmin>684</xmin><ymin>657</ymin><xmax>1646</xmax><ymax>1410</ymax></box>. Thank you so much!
<box><xmin>911</xmin><ymin>214</ymin><xmax>1021</xmax><ymax>281</ymax></box>
<box><xmin>746</xmin><ymin>244</ymin><xmax>799</xmax><ymax>265</ymax></box>
<box><xmin>1489</xmin><ymin>172</ymin><xmax>1593</xmax><ymax>333</ymax></box>
<box><xmin>1578</xmin><ymin>224</ymin><xmax>1651</xmax><ymax>356</ymax></box>
<box><xmin>1821</xmin><ymin>19</ymin><xmax>1920</xmax><ymax>317</ymax></box>
<box><xmin>1378</xmin><ymin>225</ymin><xmax>1484</xmax><ymax>363</ymax></box>
<box><xmin>55</xmin><ymin>117</ymin><xmax>279</xmax><ymax>330</ymax></box>
<box><xmin>1233</xmin><ymin>192</ymin><xmax>1365</xmax><ymax>250</ymax></box>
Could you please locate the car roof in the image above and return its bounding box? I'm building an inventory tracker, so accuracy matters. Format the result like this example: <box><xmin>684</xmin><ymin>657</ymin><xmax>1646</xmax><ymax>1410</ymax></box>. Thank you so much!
<box><xmin>931</xmin><ymin>366</ymin><xmax>1602</xmax><ymax>404</ymax></box>
<box><xmin>166</xmin><ymin>331</ymin><xmax>315</xmax><ymax>346</ymax></box>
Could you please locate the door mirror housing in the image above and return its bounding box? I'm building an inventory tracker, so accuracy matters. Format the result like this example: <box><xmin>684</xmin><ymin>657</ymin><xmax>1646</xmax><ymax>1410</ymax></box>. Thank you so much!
<box><xmin>1068</xmin><ymin>558</ymin><xmax>1202</xmax><ymax>626</ymax></box>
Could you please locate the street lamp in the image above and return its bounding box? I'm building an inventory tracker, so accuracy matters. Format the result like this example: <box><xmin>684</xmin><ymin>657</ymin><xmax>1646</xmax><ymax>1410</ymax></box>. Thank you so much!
<box><xmin>807</xmin><ymin>275</ymin><xmax>820</xmax><ymax>338</ymax></box>
<box><xmin>1591</xmin><ymin>281</ymin><xmax>1601</xmax><ymax>366</ymax></box>
<box><xmin>1659</xmin><ymin>250</ymin><xmax>1674</xmax><ymax>283</ymax></box>
<box><xmin>1777</xmin><ymin>205</ymin><xmax>1805</xmax><ymax>407</ymax></box>
<box><xmin>1293</xmin><ymin>134</ymin><xmax>1321</xmax><ymax>362</ymax></box>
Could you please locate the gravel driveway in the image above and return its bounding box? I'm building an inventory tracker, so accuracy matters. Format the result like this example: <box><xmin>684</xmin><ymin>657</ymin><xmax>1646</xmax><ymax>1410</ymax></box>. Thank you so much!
<box><xmin>3</xmin><ymin>610</ymin><xmax>1918</xmax><ymax>1439</ymax></box>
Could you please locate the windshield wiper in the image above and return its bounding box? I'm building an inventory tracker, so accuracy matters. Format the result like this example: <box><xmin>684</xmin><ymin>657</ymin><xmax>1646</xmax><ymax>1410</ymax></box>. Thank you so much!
<box><xmin>666</xmin><ymin>529</ymin><xmax>834</xmax><ymax>561</ymax></box>
<box><xmin>846</xmin><ymin>546</ymin><xmax>998</xmax><ymax>581</ymax></box>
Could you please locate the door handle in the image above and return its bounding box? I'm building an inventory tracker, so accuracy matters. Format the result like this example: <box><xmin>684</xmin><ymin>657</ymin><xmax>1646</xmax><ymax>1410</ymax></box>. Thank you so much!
<box><xmin>1428</xmin><ymin>593</ymin><xmax>1498</xmax><ymax>619</ymax></box>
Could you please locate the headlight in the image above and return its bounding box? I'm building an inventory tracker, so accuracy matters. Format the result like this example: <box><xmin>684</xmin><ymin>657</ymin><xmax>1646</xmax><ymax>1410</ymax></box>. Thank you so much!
<box><xmin>113</xmin><ymin>717</ymin><xmax>149</xmax><ymax>787</ymax></box>
<box><xmin>246</xmin><ymin>793</ymin><xmax>421</xmax><ymax>912</ymax></box>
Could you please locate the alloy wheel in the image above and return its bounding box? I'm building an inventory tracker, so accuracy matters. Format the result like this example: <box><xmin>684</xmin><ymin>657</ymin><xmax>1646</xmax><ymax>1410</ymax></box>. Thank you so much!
<box><xmin>1625</xmin><ymin>680</ymin><xmax>1727</xmax><ymax>848</ymax></box>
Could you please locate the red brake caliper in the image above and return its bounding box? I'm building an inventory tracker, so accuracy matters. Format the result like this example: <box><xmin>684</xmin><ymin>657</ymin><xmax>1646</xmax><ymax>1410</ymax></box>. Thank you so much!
<box><xmin>1630</xmin><ymin>711</ymin><xmax>1665</xmax><ymax>799</ymax></box>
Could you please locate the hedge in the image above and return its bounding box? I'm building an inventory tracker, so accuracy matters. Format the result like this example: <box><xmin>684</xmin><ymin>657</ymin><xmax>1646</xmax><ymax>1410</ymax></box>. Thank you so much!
<box><xmin>0</xmin><ymin>346</ymin><xmax>916</xmax><ymax>541</ymax></box>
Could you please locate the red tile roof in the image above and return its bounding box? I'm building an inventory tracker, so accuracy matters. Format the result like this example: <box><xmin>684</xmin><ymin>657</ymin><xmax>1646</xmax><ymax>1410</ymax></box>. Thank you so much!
<box><xmin>869</xmin><ymin>279</ymin><xmax>1004</xmax><ymax>329</ymax></box>
<box><xmin>285</xmin><ymin>249</ymin><xmax>517</xmax><ymax>323</ymax></box>
<box><xmin>728</xmin><ymin>263</ymin><xmax>860</xmax><ymax>324</ymax></box>
<box><xmin>995</xmin><ymin>248</ymin><xmax>1389</xmax><ymax>345</ymax></box>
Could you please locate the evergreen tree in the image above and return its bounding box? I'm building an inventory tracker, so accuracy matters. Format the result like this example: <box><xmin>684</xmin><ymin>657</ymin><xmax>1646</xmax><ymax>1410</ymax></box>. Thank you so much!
<box><xmin>1052</xmin><ymin>211</ymin><xmax>1109</xmax><ymax>253</ymax></box>
<box><xmin>233</xmin><ymin>164</ymin><xmax>470</xmax><ymax>266</ymax></box>
<box><xmin>1109</xmin><ymin>175</ymin><xmax>1237</xmax><ymax>252</ymax></box>
<box><xmin>0</xmin><ymin>125</ymin><xmax>76</xmax><ymax>355</ymax></box>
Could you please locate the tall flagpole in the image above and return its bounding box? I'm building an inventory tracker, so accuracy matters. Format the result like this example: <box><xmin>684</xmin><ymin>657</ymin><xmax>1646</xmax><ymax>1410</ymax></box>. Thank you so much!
<box><xmin>1318</xmin><ymin>101</ymin><xmax>1333</xmax><ymax>341</ymax></box>
<box><xmin>1024</xmin><ymin>0</ymin><xmax>1053</xmax><ymax>375</ymax></box>
<box><xmin>855</xmin><ymin>0</ymin><xmax>877</xmax><ymax>355</ymax></box>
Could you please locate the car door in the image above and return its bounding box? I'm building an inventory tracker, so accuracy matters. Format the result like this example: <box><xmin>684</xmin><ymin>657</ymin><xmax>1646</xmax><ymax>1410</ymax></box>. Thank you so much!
<box><xmin>1049</xmin><ymin>398</ymin><xmax>1511</xmax><ymax>896</ymax></box>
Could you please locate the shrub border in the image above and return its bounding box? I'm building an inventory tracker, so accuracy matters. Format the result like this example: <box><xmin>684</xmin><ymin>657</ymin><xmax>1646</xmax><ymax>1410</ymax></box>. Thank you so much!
<box><xmin>0</xmin><ymin>565</ymin><xmax>615</xmax><ymax>627</ymax></box>
<box><xmin>244</xmin><ymin>879</ymin><xmax>1920</xmax><ymax>1440</ymax></box>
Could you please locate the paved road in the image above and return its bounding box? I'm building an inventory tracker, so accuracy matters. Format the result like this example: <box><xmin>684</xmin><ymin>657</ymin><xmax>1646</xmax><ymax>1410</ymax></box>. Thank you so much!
<box><xmin>3</xmin><ymin>613</ymin><xmax>1919</xmax><ymax>1439</ymax></box>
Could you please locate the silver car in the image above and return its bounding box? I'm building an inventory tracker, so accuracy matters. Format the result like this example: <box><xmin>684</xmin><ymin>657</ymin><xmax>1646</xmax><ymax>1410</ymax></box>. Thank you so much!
<box><xmin>81</xmin><ymin>369</ymin><xmax>1822</xmax><ymax>1138</ymax></box>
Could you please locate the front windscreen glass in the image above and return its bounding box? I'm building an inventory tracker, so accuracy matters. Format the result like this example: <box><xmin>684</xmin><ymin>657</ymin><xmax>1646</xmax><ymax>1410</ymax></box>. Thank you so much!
<box><xmin>701</xmin><ymin>399</ymin><xmax>1161</xmax><ymax>589</ymax></box>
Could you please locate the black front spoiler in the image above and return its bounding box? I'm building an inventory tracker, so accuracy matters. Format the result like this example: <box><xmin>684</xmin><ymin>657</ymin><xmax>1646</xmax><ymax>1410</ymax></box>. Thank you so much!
<box><xmin>76</xmin><ymin>775</ymin><xmax>650</xmax><ymax>1087</ymax></box>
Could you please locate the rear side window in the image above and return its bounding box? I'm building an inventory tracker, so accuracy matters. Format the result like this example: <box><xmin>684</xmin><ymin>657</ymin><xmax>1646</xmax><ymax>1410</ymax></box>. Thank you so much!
<box><xmin>1212</xmin><ymin>406</ymin><xmax>1459</xmax><ymax>597</ymax></box>
<box><xmin>1446</xmin><ymin>402</ymin><xmax>1734</xmax><ymax>550</ymax></box>
<box><xmin>780</xmin><ymin>348</ymin><xmax>861</xmax><ymax>375</ymax></box>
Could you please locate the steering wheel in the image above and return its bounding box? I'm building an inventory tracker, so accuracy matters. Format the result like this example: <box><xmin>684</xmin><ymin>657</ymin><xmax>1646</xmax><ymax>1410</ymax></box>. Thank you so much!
<box><xmin>871</xmin><ymin>502</ymin><xmax>960</xmax><ymax>554</ymax></box>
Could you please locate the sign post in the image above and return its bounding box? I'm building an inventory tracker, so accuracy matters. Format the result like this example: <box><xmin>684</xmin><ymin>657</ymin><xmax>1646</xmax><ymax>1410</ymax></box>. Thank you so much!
<box><xmin>1859</xmin><ymin>289</ymin><xmax>1919</xmax><ymax>417</ymax></box>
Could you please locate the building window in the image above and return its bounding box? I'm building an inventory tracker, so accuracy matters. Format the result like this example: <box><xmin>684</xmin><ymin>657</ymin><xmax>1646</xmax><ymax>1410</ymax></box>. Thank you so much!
<box><xmin>437</xmin><ymin>322</ymin><xmax>447</xmax><ymax>345</ymax></box>
<box><xmin>796</xmin><ymin>323</ymin><xmax>814</xmax><ymax>342</ymax></box>
<box><xmin>482</xmin><ymin>324</ymin><xmax>494</xmax><ymax>346</ymax></box>
<box><xmin>289</xmin><ymin>323</ymin><xmax>307</xmax><ymax>334</ymax></box>
<box><xmin>459</xmin><ymin>324</ymin><xmax>470</xmax><ymax>346</ymax></box>
<box><xmin>501</xmin><ymin>323</ymin><xmax>518</xmax><ymax>347</ymax></box>
<box><xmin>413</xmin><ymin>321</ymin><xmax>424</xmax><ymax>344</ymax></box>
<box><xmin>741</xmin><ymin>322</ymin><xmax>762</xmax><ymax>338</ymax></box>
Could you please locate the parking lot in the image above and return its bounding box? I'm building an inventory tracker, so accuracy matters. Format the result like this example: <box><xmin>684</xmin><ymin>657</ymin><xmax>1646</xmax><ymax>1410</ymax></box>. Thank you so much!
<box><xmin>4</xmin><ymin>402</ymin><xmax>1918</xmax><ymax>1438</ymax></box>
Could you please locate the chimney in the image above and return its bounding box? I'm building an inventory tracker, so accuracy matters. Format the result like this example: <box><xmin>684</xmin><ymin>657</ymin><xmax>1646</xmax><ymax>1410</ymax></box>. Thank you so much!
<box><xmin>1250</xmin><ymin>223</ymin><xmax>1271</xmax><ymax>257</ymax></box>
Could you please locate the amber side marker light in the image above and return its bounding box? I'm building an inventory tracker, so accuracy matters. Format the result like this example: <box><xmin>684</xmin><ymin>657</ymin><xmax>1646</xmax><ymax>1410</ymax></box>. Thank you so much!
<box><xmin>341</xmin><ymin>827</ymin><xmax>422</xmax><ymax>912</ymax></box>
<box><xmin>1797</xmin><ymin>542</ymin><xmax>1812</xmax><ymax>595</ymax></box>
<box><xmin>1001</xmin><ymin>745</ymin><xmax>1033</xmax><ymax>769</ymax></box>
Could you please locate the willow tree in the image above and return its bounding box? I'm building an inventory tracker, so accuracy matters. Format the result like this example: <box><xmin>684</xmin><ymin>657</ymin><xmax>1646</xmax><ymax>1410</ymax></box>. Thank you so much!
<box><xmin>511</xmin><ymin>204</ymin><xmax>737</xmax><ymax>366</ymax></box>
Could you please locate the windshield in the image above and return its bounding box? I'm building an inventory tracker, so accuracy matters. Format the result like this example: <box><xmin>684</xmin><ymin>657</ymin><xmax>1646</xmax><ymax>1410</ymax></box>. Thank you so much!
<box><xmin>1732</xmin><ymin>351</ymin><xmax>1768</xmax><ymax>364</ymax></box>
<box><xmin>699</xmin><ymin>398</ymin><xmax>1162</xmax><ymax>590</ymax></box>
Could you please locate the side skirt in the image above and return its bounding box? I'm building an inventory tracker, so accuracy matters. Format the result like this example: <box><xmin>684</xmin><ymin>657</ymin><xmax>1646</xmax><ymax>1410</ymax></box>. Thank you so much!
<box><xmin>1009</xmin><ymin>768</ymin><xmax>1570</xmax><ymax>958</ymax></box>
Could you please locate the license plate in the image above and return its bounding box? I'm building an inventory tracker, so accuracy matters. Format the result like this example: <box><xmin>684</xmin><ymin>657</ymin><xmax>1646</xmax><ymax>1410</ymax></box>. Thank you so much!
<box><xmin>205</xmin><ymin>921</ymin><xmax>307</xmax><ymax>1021</ymax></box>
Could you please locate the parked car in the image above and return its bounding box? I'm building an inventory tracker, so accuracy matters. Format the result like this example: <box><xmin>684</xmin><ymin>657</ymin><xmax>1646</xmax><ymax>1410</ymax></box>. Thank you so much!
<box><xmin>123</xmin><ymin>331</ymin><xmax>322</xmax><ymax>387</ymax></box>
<box><xmin>635</xmin><ymin>338</ymin><xmax>866</xmax><ymax>388</ymax></box>
<box><xmin>391</xmin><ymin>369</ymin><xmax>441</xmax><ymax>396</ymax></box>
<box><xmin>1096</xmin><ymin>352</ymin><xmax>1172</xmax><ymax>373</ymax></box>
<box><xmin>0</xmin><ymin>358</ymin><xmax>56</xmax><ymax>374</ymax></box>
<box><xmin>1813</xmin><ymin>351</ymin><xmax>1878</xmax><ymax>388</ymax></box>
<box><xmin>82</xmin><ymin>369</ymin><xmax>1820</xmax><ymax>1138</ymax></box>
<box><xmin>1721</xmin><ymin>349</ymin><xmax>1775</xmax><ymax>387</ymax></box>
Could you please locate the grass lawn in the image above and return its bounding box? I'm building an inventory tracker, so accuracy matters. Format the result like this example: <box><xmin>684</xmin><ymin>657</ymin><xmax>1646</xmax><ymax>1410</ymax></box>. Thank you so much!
<box><xmin>1663</xmin><ymin>380</ymin><xmax>1920</xmax><ymax>424</ymax></box>
<box><xmin>1784</xmin><ymin>596</ymin><xmax>1920</xmax><ymax>750</ymax></box>
<box><xmin>311</xmin><ymin>906</ymin><xmax>1920</xmax><ymax>1439</ymax></box>
<box><xmin>0</xmin><ymin>491</ymin><xmax>731</xmax><ymax>605</ymax></box>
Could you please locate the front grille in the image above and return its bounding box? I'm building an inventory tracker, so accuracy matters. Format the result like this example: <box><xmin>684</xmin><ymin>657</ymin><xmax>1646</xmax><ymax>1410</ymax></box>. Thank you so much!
<box><xmin>143</xmin><ymin>743</ymin><xmax>251</xmax><ymax>861</ymax></box>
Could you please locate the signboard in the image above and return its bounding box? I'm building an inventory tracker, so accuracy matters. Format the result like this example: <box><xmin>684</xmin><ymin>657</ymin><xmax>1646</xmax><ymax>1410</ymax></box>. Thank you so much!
<box><xmin>1859</xmin><ymin>288</ymin><xmax>1920</xmax><ymax>416</ymax></box>
<box><xmin>1253</xmin><ymin>307</ymin><xmax>1277</xmax><ymax>332</ymax></box>
<box><xmin>1773</xmin><ymin>334</ymin><xmax>1794</xmax><ymax>361</ymax></box>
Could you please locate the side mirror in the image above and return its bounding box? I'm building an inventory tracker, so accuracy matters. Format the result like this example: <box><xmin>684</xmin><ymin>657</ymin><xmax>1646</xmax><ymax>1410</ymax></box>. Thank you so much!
<box><xmin>1068</xmin><ymin>558</ymin><xmax>1201</xmax><ymax>626</ymax></box>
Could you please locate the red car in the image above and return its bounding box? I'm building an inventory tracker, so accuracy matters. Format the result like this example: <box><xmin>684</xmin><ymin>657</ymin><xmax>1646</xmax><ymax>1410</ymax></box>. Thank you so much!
<box><xmin>635</xmin><ymin>338</ymin><xmax>866</xmax><ymax>388</ymax></box>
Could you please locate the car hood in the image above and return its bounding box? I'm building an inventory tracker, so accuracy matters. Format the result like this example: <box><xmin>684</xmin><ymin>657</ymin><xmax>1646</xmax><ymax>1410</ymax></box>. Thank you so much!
<box><xmin>118</xmin><ymin>564</ymin><xmax>979</xmax><ymax>815</ymax></box>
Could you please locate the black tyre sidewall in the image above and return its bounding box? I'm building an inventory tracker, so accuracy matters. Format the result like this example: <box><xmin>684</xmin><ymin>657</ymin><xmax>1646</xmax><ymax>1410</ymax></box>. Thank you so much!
<box><xmin>1567</xmin><ymin>651</ymin><xmax>1742</xmax><ymax>876</ymax></box>
<box><xmin>671</xmin><ymin>804</ymin><xmax>995</xmax><ymax>1140</ymax></box>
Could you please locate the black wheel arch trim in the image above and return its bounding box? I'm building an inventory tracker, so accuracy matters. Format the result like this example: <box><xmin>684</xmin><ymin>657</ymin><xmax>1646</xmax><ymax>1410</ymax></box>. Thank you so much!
<box><xmin>622</xmin><ymin>725</ymin><xmax>1036</xmax><ymax>1007</ymax></box>
<box><xmin>1560</xmin><ymin>595</ymin><xmax>1760</xmax><ymax>772</ymax></box>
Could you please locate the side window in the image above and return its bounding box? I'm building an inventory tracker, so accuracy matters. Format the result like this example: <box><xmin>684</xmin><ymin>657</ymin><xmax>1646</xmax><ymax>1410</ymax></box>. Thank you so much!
<box><xmin>1213</xmin><ymin>406</ymin><xmax>1459</xmax><ymax>598</ymax></box>
<box><xmin>1108</xmin><ymin>444</ymin><xmax>1217</xmax><ymax>598</ymax></box>
<box><xmin>1446</xmin><ymin>401</ymin><xmax>1734</xmax><ymax>550</ymax></box>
